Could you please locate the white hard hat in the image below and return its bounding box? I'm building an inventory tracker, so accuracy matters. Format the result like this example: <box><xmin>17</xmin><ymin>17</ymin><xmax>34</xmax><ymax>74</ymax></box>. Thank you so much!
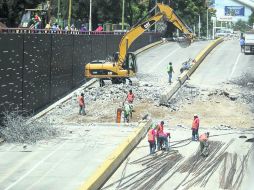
<box><xmin>194</xmin><ymin>114</ymin><xmax>198</xmax><ymax>117</ymax></box>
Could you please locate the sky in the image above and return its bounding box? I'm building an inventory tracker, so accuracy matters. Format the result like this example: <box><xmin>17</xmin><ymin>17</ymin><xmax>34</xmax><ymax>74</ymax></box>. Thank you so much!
<box><xmin>212</xmin><ymin>0</ymin><xmax>253</xmax><ymax>22</ymax></box>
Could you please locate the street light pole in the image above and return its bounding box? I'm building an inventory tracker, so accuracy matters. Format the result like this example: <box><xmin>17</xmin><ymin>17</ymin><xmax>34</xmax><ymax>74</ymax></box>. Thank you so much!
<box><xmin>207</xmin><ymin>8</ymin><xmax>209</xmax><ymax>39</ymax></box>
<box><xmin>68</xmin><ymin>0</ymin><xmax>72</xmax><ymax>30</ymax></box>
<box><xmin>122</xmin><ymin>0</ymin><xmax>125</xmax><ymax>30</ymax></box>
<box><xmin>198</xmin><ymin>14</ymin><xmax>201</xmax><ymax>39</ymax></box>
<box><xmin>57</xmin><ymin>0</ymin><xmax>60</xmax><ymax>24</ymax></box>
<box><xmin>89</xmin><ymin>0</ymin><xmax>92</xmax><ymax>32</ymax></box>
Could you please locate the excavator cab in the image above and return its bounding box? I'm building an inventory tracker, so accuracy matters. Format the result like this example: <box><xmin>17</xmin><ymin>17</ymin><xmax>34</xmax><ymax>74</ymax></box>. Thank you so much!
<box><xmin>114</xmin><ymin>52</ymin><xmax>137</xmax><ymax>75</ymax></box>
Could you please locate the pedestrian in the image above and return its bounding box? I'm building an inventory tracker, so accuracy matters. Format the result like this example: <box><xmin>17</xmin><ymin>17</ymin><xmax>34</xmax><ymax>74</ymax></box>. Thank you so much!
<box><xmin>192</xmin><ymin>114</ymin><xmax>200</xmax><ymax>141</ymax></box>
<box><xmin>199</xmin><ymin>132</ymin><xmax>209</xmax><ymax>157</ymax></box>
<box><xmin>240</xmin><ymin>37</ymin><xmax>245</xmax><ymax>52</ymax></box>
<box><xmin>167</xmin><ymin>62</ymin><xmax>174</xmax><ymax>84</ymax></box>
<box><xmin>157</xmin><ymin>121</ymin><xmax>169</xmax><ymax>151</ymax></box>
<box><xmin>148</xmin><ymin>124</ymin><xmax>156</xmax><ymax>155</ymax></box>
<box><xmin>78</xmin><ymin>93</ymin><xmax>86</xmax><ymax>115</ymax></box>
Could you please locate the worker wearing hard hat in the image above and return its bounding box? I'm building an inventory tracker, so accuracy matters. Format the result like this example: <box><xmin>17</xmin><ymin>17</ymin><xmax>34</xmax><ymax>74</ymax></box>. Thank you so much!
<box><xmin>191</xmin><ymin>114</ymin><xmax>200</xmax><ymax>141</ymax></box>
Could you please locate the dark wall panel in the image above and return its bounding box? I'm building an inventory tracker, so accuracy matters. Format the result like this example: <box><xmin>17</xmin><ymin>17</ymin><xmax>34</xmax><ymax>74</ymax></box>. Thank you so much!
<box><xmin>106</xmin><ymin>35</ymin><xmax>122</xmax><ymax>56</ymax></box>
<box><xmin>0</xmin><ymin>34</ymin><xmax>23</xmax><ymax>114</ymax></box>
<box><xmin>51</xmin><ymin>35</ymin><xmax>73</xmax><ymax>100</ymax></box>
<box><xmin>91</xmin><ymin>35</ymin><xmax>107</xmax><ymax>60</ymax></box>
<box><xmin>73</xmin><ymin>35</ymin><xmax>92</xmax><ymax>86</ymax></box>
<box><xmin>23</xmin><ymin>34</ymin><xmax>51</xmax><ymax>112</ymax></box>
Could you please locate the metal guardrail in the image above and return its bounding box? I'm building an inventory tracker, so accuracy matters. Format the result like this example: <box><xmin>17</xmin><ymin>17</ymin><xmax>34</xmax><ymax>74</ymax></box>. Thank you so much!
<box><xmin>0</xmin><ymin>28</ymin><xmax>159</xmax><ymax>35</ymax></box>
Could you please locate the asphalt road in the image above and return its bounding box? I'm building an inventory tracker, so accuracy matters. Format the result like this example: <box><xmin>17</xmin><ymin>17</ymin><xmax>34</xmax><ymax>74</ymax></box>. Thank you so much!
<box><xmin>189</xmin><ymin>39</ymin><xmax>254</xmax><ymax>88</ymax></box>
<box><xmin>136</xmin><ymin>40</ymin><xmax>210</xmax><ymax>84</ymax></box>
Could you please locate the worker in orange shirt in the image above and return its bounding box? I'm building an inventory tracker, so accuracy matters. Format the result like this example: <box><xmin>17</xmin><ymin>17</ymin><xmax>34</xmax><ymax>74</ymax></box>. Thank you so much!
<box><xmin>192</xmin><ymin>114</ymin><xmax>200</xmax><ymax>141</ymax></box>
<box><xmin>199</xmin><ymin>132</ymin><xmax>209</xmax><ymax>157</ymax></box>
<box><xmin>125</xmin><ymin>89</ymin><xmax>135</xmax><ymax>104</ymax></box>
<box><xmin>125</xmin><ymin>89</ymin><xmax>135</xmax><ymax>118</ymax></box>
<box><xmin>148</xmin><ymin>125</ymin><xmax>156</xmax><ymax>155</ymax></box>
<box><xmin>78</xmin><ymin>93</ymin><xmax>85</xmax><ymax>115</ymax></box>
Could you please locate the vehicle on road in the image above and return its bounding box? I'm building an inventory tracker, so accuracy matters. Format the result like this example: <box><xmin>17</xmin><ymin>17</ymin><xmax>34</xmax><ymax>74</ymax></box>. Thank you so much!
<box><xmin>85</xmin><ymin>3</ymin><xmax>194</xmax><ymax>86</ymax></box>
<box><xmin>243</xmin><ymin>31</ymin><xmax>254</xmax><ymax>55</ymax></box>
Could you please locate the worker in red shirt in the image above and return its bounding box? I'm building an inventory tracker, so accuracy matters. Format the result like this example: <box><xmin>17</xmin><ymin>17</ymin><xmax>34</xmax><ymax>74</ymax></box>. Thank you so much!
<box><xmin>125</xmin><ymin>89</ymin><xmax>135</xmax><ymax>104</ymax></box>
<box><xmin>148</xmin><ymin>124</ymin><xmax>156</xmax><ymax>154</ymax></box>
<box><xmin>199</xmin><ymin>132</ymin><xmax>209</xmax><ymax>156</ymax></box>
<box><xmin>78</xmin><ymin>93</ymin><xmax>85</xmax><ymax>115</ymax></box>
<box><xmin>125</xmin><ymin>90</ymin><xmax>135</xmax><ymax>118</ymax></box>
<box><xmin>192</xmin><ymin>114</ymin><xmax>200</xmax><ymax>141</ymax></box>
<box><xmin>157</xmin><ymin>121</ymin><xmax>170</xmax><ymax>151</ymax></box>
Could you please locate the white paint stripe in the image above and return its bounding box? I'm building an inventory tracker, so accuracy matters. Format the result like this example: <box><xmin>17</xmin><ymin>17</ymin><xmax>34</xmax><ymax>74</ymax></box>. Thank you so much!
<box><xmin>147</xmin><ymin>47</ymin><xmax>180</xmax><ymax>73</ymax></box>
<box><xmin>4</xmin><ymin>142</ymin><xmax>66</xmax><ymax>190</ymax></box>
<box><xmin>26</xmin><ymin>149</ymin><xmax>69</xmax><ymax>190</ymax></box>
<box><xmin>230</xmin><ymin>53</ymin><xmax>241</xmax><ymax>78</ymax></box>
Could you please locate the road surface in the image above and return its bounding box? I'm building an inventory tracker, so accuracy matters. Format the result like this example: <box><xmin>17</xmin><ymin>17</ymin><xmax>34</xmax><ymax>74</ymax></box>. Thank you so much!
<box><xmin>103</xmin><ymin>39</ymin><xmax>254</xmax><ymax>190</ymax></box>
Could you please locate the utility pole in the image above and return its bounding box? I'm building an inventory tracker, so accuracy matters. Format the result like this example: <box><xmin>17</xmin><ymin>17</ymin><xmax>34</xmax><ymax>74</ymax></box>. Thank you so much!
<box><xmin>207</xmin><ymin>8</ymin><xmax>209</xmax><ymax>39</ymax></box>
<box><xmin>89</xmin><ymin>0</ymin><xmax>92</xmax><ymax>32</ymax></box>
<box><xmin>155</xmin><ymin>0</ymin><xmax>157</xmax><ymax>32</ymax></box>
<box><xmin>68</xmin><ymin>0</ymin><xmax>72</xmax><ymax>30</ymax></box>
<box><xmin>121</xmin><ymin>0</ymin><xmax>125</xmax><ymax>30</ymax></box>
<box><xmin>57</xmin><ymin>0</ymin><xmax>60</xmax><ymax>24</ymax></box>
<box><xmin>198</xmin><ymin>14</ymin><xmax>201</xmax><ymax>39</ymax></box>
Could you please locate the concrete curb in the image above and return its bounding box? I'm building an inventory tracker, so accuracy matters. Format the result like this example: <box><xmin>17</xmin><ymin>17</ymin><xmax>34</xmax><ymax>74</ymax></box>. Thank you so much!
<box><xmin>78</xmin><ymin>119</ymin><xmax>152</xmax><ymax>190</ymax></box>
<box><xmin>160</xmin><ymin>38</ymin><xmax>223</xmax><ymax>105</ymax></box>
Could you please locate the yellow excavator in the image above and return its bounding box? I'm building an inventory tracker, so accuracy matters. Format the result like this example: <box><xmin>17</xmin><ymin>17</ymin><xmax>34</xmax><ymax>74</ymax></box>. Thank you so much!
<box><xmin>85</xmin><ymin>3</ymin><xmax>194</xmax><ymax>86</ymax></box>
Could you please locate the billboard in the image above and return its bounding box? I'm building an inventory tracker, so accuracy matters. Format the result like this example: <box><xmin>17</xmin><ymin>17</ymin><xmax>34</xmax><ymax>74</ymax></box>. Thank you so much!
<box><xmin>225</xmin><ymin>6</ymin><xmax>245</xmax><ymax>16</ymax></box>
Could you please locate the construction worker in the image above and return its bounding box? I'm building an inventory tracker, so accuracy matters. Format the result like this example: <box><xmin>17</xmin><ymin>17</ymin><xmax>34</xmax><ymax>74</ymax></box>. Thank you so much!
<box><xmin>199</xmin><ymin>132</ymin><xmax>209</xmax><ymax>157</ymax></box>
<box><xmin>157</xmin><ymin>121</ymin><xmax>169</xmax><ymax>151</ymax></box>
<box><xmin>126</xmin><ymin>89</ymin><xmax>135</xmax><ymax>104</ymax></box>
<box><xmin>123</xmin><ymin>103</ymin><xmax>131</xmax><ymax>123</ymax></box>
<box><xmin>192</xmin><ymin>114</ymin><xmax>199</xmax><ymax>141</ymax></box>
<box><xmin>167</xmin><ymin>62</ymin><xmax>174</xmax><ymax>84</ymax></box>
<box><xmin>78</xmin><ymin>93</ymin><xmax>85</xmax><ymax>115</ymax></box>
<box><xmin>125</xmin><ymin>90</ymin><xmax>135</xmax><ymax>118</ymax></box>
<box><xmin>148</xmin><ymin>124</ymin><xmax>156</xmax><ymax>154</ymax></box>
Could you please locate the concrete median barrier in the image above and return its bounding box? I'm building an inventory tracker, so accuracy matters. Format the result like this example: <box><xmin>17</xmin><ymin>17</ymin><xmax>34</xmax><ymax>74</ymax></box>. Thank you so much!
<box><xmin>78</xmin><ymin>119</ymin><xmax>152</xmax><ymax>190</ymax></box>
<box><xmin>160</xmin><ymin>38</ymin><xmax>223</xmax><ymax>105</ymax></box>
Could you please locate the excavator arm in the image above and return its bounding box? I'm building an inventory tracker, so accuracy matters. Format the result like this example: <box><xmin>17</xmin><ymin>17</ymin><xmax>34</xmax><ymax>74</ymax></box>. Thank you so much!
<box><xmin>117</xmin><ymin>3</ymin><xmax>194</xmax><ymax>68</ymax></box>
<box><xmin>85</xmin><ymin>3</ymin><xmax>194</xmax><ymax>83</ymax></box>
<box><xmin>118</xmin><ymin>12</ymin><xmax>164</xmax><ymax>68</ymax></box>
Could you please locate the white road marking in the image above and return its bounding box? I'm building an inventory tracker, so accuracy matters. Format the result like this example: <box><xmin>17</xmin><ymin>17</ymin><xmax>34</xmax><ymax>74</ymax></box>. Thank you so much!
<box><xmin>147</xmin><ymin>47</ymin><xmax>180</xmax><ymax>73</ymax></box>
<box><xmin>230</xmin><ymin>53</ymin><xmax>241</xmax><ymax>78</ymax></box>
<box><xmin>26</xmin><ymin>149</ymin><xmax>70</xmax><ymax>190</ymax></box>
<box><xmin>3</xmin><ymin>142</ymin><xmax>66</xmax><ymax>190</ymax></box>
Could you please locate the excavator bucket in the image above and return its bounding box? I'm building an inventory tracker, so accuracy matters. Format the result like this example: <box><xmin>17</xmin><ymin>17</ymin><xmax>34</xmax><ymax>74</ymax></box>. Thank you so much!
<box><xmin>176</xmin><ymin>36</ymin><xmax>192</xmax><ymax>48</ymax></box>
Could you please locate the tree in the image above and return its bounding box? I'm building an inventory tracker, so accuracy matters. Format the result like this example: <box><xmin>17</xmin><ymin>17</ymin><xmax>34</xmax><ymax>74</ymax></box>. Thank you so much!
<box><xmin>233</xmin><ymin>19</ymin><xmax>250</xmax><ymax>32</ymax></box>
<box><xmin>1</xmin><ymin>0</ymin><xmax>45</xmax><ymax>27</ymax></box>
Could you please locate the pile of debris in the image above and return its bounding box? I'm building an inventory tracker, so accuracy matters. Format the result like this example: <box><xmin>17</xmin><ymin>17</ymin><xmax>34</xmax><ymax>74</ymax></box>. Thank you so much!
<box><xmin>83</xmin><ymin>81</ymin><xmax>163</xmax><ymax>104</ymax></box>
<box><xmin>0</xmin><ymin>111</ymin><xmax>60</xmax><ymax>144</ymax></box>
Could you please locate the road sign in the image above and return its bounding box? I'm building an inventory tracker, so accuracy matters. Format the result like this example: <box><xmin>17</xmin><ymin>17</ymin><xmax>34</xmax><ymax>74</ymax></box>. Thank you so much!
<box><xmin>217</xmin><ymin>16</ymin><xmax>233</xmax><ymax>22</ymax></box>
<box><xmin>225</xmin><ymin>6</ymin><xmax>245</xmax><ymax>16</ymax></box>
